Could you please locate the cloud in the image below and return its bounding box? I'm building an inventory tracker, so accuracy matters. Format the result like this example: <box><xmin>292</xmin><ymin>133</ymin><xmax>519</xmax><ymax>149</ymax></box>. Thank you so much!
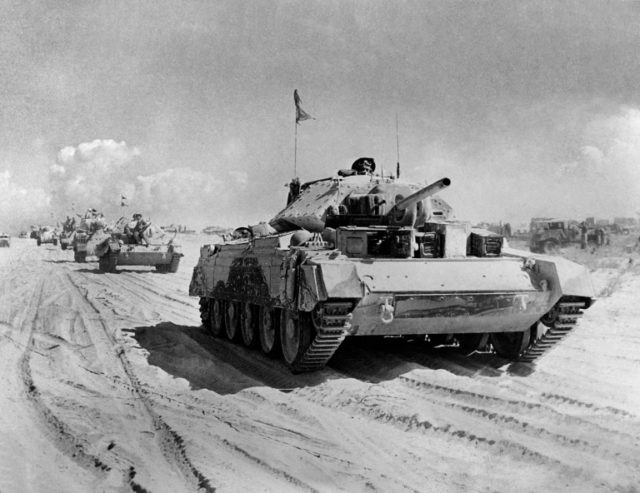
<box><xmin>134</xmin><ymin>167</ymin><xmax>226</xmax><ymax>226</ymax></box>
<box><xmin>229</xmin><ymin>170</ymin><xmax>248</xmax><ymax>187</ymax></box>
<box><xmin>49</xmin><ymin>140</ymin><xmax>143</xmax><ymax>218</ymax></box>
<box><xmin>0</xmin><ymin>171</ymin><xmax>50</xmax><ymax>232</ymax></box>
<box><xmin>46</xmin><ymin>139</ymin><xmax>239</xmax><ymax>229</ymax></box>
<box><xmin>412</xmin><ymin>106</ymin><xmax>640</xmax><ymax>224</ymax></box>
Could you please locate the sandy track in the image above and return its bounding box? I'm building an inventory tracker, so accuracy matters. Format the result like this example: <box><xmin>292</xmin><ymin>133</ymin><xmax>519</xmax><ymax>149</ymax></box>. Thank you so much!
<box><xmin>1</xmin><ymin>237</ymin><xmax>639</xmax><ymax>492</ymax></box>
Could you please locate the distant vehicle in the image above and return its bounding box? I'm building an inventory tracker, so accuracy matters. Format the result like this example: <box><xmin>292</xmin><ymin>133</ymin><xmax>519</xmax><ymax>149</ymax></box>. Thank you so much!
<box><xmin>72</xmin><ymin>215</ymin><xmax>108</xmax><ymax>262</ymax></box>
<box><xmin>162</xmin><ymin>224</ymin><xmax>196</xmax><ymax>234</ymax></box>
<box><xmin>59</xmin><ymin>217</ymin><xmax>77</xmax><ymax>250</ymax></box>
<box><xmin>529</xmin><ymin>218</ymin><xmax>607</xmax><ymax>253</ymax></box>
<box><xmin>613</xmin><ymin>216</ymin><xmax>636</xmax><ymax>227</ymax></box>
<box><xmin>18</xmin><ymin>231</ymin><xmax>28</xmax><ymax>239</ymax></box>
<box><xmin>35</xmin><ymin>227</ymin><xmax>58</xmax><ymax>247</ymax></box>
<box><xmin>609</xmin><ymin>222</ymin><xmax>631</xmax><ymax>235</ymax></box>
<box><xmin>91</xmin><ymin>216</ymin><xmax>183</xmax><ymax>273</ymax></box>
<box><xmin>202</xmin><ymin>226</ymin><xmax>230</xmax><ymax>236</ymax></box>
<box><xmin>0</xmin><ymin>233</ymin><xmax>10</xmax><ymax>248</ymax></box>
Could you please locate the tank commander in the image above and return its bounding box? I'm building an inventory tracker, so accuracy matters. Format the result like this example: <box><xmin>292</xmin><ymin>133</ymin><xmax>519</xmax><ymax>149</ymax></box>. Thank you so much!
<box><xmin>338</xmin><ymin>157</ymin><xmax>377</xmax><ymax>177</ymax></box>
<box><xmin>64</xmin><ymin>216</ymin><xmax>76</xmax><ymax>232</ymax></box>
<box><xmin>124</xmin><ymin>213</ymin><xmax>143</xmax><ymax>244</ymax></box>
<box><xmin>351</xmin><ymin>157</ymin><xmax>376</xmax><ymax>174</ymax></box>
<box><xmin>287</xmin><ymin>177</ymin><xmax>301</xmax><ymax>205</ymax></box>
<box><xmin>133</xmin><ymin>215</ymin><xmax>150</xmax><ymax>246</ymax></box>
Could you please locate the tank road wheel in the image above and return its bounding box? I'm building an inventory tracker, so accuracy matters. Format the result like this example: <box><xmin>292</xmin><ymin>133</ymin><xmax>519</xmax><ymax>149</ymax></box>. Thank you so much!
<box><xmin>224</xmin><ymin>301</ymin><xmax>240</xmax><ymax>341</ymax></box>
<box><xmin>240</xmin><ymin>303</ymin><xmax>258</xmax><ymax>347</ymax></box>
<box><xmin>200</xmin><ymin>298</ymin><xmax>222</xmax><ymax>337</ymax></box>
<box><xmin>259</xmin><ymin>306</ymin><xmax>280</xmax><ymax>356</ymax></box>
<box><xmin>209</xmin><ymin>299</ymin><xmax>224</xmax><ymax>337</ymax></box>
<box><xmin>74</xmin><ymin>250</ymin><xmax>87</xmax><ymax>263</ymax></box>
<box><xmin>456</xmin><ymin>333</ymin><xmax>489</xmax><ymax>356</ymax></box>
<box><xmin>98</xmin><ymin>252</ymin><xmax>118</xmax><ymax>273</ymax></box>
<box><xmin>280</xmin><ymin>310</ymin><xmax>315</xmax><ymax>373</ymax></box>
<box><xmin>199</xmin><ymin>298</ymin><xmax>210</xmax><ymax>328</ymax></box>
<box><xmin>490</xmin><ymin>330</ymin><xmax>531</xmax><ymax>360</ymax></box>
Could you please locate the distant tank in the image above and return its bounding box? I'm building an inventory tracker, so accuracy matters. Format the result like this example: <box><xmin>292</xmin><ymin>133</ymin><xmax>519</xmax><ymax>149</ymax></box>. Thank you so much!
<box><xmin>89</xmin><ymin>216</ymin><xmax>183</xmax><ymax>273</ymax></box>
<box><xmin>35</xmin><ymin>226</ymin><xmax>58</xmax><ymax>247</ymax></box>
<box><xmin>59</xmin><ymin>218</ymin><xmax>76</xmax><ymax>250</ymax></box>
<box><xmin>72</xmin><ymin>215</ymin><xmax>106</xmax><ymax>262</ymax></box>
<box><xmin>189</xmin><ymin>158</ymin><xmax>596</xmax><ymax>373</ymax></box>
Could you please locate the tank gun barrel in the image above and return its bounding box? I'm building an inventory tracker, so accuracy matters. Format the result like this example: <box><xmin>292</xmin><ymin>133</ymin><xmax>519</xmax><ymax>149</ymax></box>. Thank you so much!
<box><xmin>395</xmin><ymin>177</ymin><xmax>451</xmax><ymax>211</ymax></box>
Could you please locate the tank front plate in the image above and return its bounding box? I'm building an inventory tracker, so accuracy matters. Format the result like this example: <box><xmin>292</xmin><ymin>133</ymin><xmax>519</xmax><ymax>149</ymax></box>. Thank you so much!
<box><xmin>349</xmin><ymin>290</ymin><xmax>552</xmax><ymax>336</ymax></box>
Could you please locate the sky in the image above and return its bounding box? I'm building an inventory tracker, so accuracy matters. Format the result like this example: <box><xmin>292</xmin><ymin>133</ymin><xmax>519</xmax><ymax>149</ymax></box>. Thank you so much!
<box><xmin>2</xmin><ymin>0</ymin><xmax>640</xmax><ymax>232</ymax></box>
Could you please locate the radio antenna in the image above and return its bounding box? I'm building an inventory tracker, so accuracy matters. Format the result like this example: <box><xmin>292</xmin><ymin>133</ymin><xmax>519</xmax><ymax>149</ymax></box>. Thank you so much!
<box><xmin>395</xmin><ymin>114</ymin><xmax>401</xmax><ymax>178</ymax></box>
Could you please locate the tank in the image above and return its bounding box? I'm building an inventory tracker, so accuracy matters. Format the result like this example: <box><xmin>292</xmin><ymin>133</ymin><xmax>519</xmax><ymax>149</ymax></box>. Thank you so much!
<box><xmin>59</xmin><ymin>216</ymin><xmax>77</xmax><ymax>250</ymax></box>
<box><xmin>90</xmin><ymin>216</ymin><xmax>183</xmax><ymax>273</ymax></box>
<box><xmin>72</xmin><ymin>216</ymin><xmax>107</xmax><ymax>262</ymax></box>
<box><xmin>0</xmin><ymin>233</ymin><xmax>10</xmax><ymax>248</ymax></box>
<box><xmin>35</xmin><ymin>226</ymin><xmax>59</xmax><ymax>247</ymax></box>
<box><xmin>189</xmin><ymin>158</ymin><xmax>596</xmax><ymax>373</ymax></box>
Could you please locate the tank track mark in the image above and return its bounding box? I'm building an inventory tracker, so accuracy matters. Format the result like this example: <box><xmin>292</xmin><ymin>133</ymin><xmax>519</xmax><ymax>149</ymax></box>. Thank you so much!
<box><xmin>294</xmin><ymin>302</ymin><xmax>352</xmax><ymax>373</ymax></box>
<box><xmin>519</xmin><ymin>300</ymin><xmax>587</xmax><ymax>363</ymax></box>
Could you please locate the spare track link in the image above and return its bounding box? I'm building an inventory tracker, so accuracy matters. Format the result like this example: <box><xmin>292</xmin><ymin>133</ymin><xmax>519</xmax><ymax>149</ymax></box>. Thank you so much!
<box><xmin>295</xmin><ymin>302</ymin><xmax>353</xmax><ymax>372</ymax></box>
<box><xmin>519</xmin><ymin>300</ymin><xmax>587</xmax><ymax>363</ymax></box>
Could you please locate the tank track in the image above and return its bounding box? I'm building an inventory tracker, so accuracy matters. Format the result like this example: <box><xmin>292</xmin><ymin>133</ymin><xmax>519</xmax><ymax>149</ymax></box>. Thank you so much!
<box><xmin>294</xmin><ymin>302</ymin><xmax>353</xmax><ymax>372</ymax></box>
<box><xmin>519</xmin><ymin>299</ymin><xmax>587</xmax><ymax>363</ymax></box>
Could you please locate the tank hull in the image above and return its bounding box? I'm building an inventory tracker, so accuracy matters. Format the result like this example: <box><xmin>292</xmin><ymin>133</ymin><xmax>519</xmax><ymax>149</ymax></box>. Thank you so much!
<box><xmin>191</xmin><ymin>244</ymin><xmax>591</xmax><ymax>335</ymax></box>
<box><xmin>110</xmin><ymin>244</ymin><xmax>181</xmax><ymax>266</ymax></box>
<box><xmin>348</xmin><ymin>290</ymin><xmax>548</xmax><ymax>336</ymax></box>
<box><xmin>189</xmin><ymin>235</ymin><xmax>595</xmax><ymax>372</ymax></box>
<box><xmin>37</xmin><ymin>231</ymin><xmax>58</xmax><ymax>245</ymax></box>
<box><xmin>94</xmin><ymin>236</ymin><xmax>183</xmax><ymax>273</ymax></box>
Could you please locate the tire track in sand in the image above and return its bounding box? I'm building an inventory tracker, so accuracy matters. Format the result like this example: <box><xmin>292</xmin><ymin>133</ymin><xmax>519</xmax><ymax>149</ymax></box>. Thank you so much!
<box><xmin>58</xmin><ymin>268</ymin><xmax>216</xmax><ymax>492</ymax></box>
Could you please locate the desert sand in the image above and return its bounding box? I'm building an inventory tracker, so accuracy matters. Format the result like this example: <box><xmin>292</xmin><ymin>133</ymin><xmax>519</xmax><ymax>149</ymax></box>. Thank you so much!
<box><xmin>0</xmin><ymin>234</ymin><xmax>638</xmax><ymax>493</ymax></box>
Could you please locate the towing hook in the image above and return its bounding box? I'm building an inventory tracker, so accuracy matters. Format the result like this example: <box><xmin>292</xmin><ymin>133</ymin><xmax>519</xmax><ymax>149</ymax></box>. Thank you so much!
<box><xmin>379</xmin><ymin>299</ymin><xmax>395</xmax><ymax>324</ymax></box>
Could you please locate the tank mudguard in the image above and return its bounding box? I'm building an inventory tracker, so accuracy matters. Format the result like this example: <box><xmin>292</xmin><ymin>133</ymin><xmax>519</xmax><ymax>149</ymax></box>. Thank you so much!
<box><xmin>503</xmin><ymin>247</ymin><xmax>596</xmax><ymax>304</ymax></box>
<box><xmin>95</xmin><ymin>238</ymin><xmax>120</xmax><ymax>258</ymax></box>
<box><xmin>189</xmin><ymin>264</ymin><xmax>206</xmax><ymax>297</ymax></box>
<box><xmin>290</xmin><ymin>254</ymin><xmax>364</xmax><ymax>311</ymax></box>
<box><xmin>312</xmin><ymin>262</ymin><xmax>364</xmax><ymax>298</ymax></box>
<box><xmin>531</xmin><ymin>256</ymin><xmax>595</xmax><ymax>302</ymax></box>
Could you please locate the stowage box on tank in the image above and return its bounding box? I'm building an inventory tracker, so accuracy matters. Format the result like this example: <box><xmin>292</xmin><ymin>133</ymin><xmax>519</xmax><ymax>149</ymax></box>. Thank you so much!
<box><xmin>189</xmin><ymin>158</ymin><xmax>596</xmax><ymax>373</ymax></box>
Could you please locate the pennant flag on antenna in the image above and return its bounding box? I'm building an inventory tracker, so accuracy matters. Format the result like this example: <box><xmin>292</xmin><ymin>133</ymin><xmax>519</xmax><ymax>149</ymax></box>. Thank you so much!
<box><xmin>294</xmin><ymin>89</ymin><xmax>314</xmax><ymax>124</ymax></box>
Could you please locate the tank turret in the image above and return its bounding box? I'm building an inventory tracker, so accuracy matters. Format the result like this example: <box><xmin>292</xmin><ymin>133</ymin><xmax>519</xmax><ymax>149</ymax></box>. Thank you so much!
<box><xmin>269</xmin><ymin>159</ymin><xmax>453</xmax><ymax>233</ymax></box>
